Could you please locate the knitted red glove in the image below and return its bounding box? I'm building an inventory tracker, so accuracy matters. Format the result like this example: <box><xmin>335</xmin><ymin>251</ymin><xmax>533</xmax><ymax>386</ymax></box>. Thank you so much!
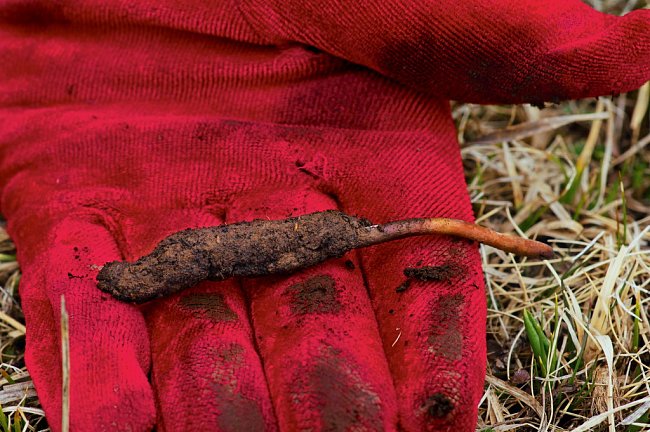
<box><xmin>0</xmin><ymin>1</ymin><xmax>647</xmax><ymax>431</ymax></box>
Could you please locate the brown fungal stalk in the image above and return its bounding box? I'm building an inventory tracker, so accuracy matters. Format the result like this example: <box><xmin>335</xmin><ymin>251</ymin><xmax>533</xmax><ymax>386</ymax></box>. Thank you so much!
<box><xmin>97</xmin><ymin>210</ymin><xmax>553</xmax><ymax>303</ymax></box>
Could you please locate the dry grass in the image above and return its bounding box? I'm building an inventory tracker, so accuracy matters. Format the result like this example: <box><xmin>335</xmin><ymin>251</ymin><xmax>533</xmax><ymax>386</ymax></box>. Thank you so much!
<box><xmin>0</xmin><ymin>1</ymin><xmax>647</xmax><ymax>430</ymax></box>
<box><xmin>460</xmin><ymin>87</ymin><xmax>650</xmax><ymax>430</ymax></box>
<box><xmin>467</xmin><ymin>2</ymin><xmax>650</xmax><ymax>428</ymax></box>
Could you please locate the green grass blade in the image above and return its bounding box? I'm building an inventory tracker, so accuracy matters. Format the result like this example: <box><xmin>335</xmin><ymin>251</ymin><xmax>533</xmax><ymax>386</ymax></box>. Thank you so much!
<box><xmin>524</xmin><ymin>310</ymin><xmax>547</xmax><ymax>376</ymax></box>
<box><xmin>632</xmin><ymin>300</ymin><xmax>640</xmax><ymax>353</ymax></box>
<box><xmin>0</xmin><ymin>404</ymin><xmax>8</xmax><ymax>432</ymax></box>
<box><xmin>0</xmin><ymin>254</ymin><xmax>15</xmax><ymax>263</ymax></box>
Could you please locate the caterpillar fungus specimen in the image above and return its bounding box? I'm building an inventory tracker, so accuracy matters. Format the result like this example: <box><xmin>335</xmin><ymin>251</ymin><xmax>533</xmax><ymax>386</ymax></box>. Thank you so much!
<box><xmin>97</xmin><ymin>210</ymin><xmax>552</xmax><ymax>303</ymax></box>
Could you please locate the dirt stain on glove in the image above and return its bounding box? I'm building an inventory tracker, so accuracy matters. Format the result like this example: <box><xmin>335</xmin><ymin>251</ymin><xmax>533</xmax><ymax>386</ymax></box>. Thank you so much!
<box><xmin>396</xmin><ymin>262</ymin><xmax>465</xmax><ymax>293</ymax></box>
<box><xmin>179</xmin><ymin>293</ymin><xmax>238</xmax><ymax>322</ymax></box>
<box><xmin>292</xmin><ymin>346</ymin><xmax>382</xmax><ymax>431</ymax></box>
<box><xmin>404</xmin><ymin>263</ymin><xmax>464</xmax><ymax>284</ymax></box>
<box><xmin>285</xmin><ymin>274</ymin><xmax>341</xmax><ymax>315</ymax></box>
<box><xmin>428</xmin><ymin>294</ymin><xmax>464</xmax><ymax>361</ymax></box>
<box><xmin>211</xmin><ymin>344</ymin><xmax>266</xmax><ymax>431</ymax></box>
<box><xmin>424</xmin><ymin>393</ymin><xmax>455</xmax><ymax>418</ymax></box>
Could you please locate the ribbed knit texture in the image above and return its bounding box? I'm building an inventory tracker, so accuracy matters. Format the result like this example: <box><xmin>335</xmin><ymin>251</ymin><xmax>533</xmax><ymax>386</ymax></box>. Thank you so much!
<box><xmin>0</xmin><ymin>1</ymin><xmax>648</xmax><ymax>431</ymax></box>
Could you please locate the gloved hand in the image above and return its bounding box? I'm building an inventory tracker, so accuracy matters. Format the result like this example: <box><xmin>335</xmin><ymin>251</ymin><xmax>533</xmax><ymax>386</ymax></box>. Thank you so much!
<box><xmin>0</xmin><ymin>1</ymin><xmax>647</xmax><ymax>431</ymax></box>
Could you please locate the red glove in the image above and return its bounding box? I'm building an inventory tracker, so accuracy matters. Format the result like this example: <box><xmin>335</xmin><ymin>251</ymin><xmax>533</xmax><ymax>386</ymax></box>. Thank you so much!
<box><xmin>0</xmin><ymin>1</ymin><xmax>647</xmax><ymax>431</ymax></box>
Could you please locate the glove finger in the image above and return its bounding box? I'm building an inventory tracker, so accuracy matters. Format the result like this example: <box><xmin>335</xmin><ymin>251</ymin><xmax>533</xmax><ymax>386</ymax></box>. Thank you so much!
<box><xmin>16</xmin><ymin>211</ymin><xmax>155</xmax><ymax>431</ymax></box>
<box><xmin>240</xmin><ymin>0</ymin><xmax>650</xmax><ymax>103</ymax></box>
<box><xmin>338</xmin><ymin>128</ymin><xmax>485</xmax><ymax>431</ymax></box>
<box><xmin>377</xmin><ymin>2</ymin><xmax>650</xmax><ymax>103</ymax></box>
<box><xmin>227</xmin><ymin>186</ymin><xmax>399</xmax><ymax>431</ymax></box>
<box><xmin>133</xmin><ymin>208</ymin><xmax>277</xmax><ymax>431</ymax></box>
